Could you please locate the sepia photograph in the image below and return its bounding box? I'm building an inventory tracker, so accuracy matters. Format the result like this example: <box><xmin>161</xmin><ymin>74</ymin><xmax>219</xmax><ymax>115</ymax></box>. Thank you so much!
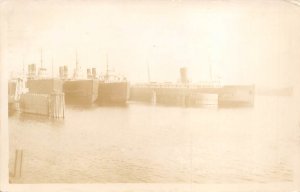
<box><xmin>1</xmin><ymin>0</ymin><xmax>300</xmax><ymax>191</ymax></box>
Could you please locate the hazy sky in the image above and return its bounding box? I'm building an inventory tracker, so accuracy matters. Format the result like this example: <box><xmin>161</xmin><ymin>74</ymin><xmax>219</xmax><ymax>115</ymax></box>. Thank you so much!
<box><xmin>1</xmin><ymin>0</ymin><xmax>300</xmax><ymax>86</ymax></box>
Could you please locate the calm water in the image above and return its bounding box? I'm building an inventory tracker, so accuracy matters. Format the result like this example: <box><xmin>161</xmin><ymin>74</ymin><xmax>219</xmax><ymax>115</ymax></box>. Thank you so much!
<box><xmin>9</xmin><ymin>96</ymin><xmax>299</xmax><ymax>183</ymax></box>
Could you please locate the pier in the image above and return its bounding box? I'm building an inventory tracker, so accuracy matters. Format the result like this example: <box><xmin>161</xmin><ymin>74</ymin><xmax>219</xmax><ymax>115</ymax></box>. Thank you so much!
<box><xmin>9</xmin><ymin>77</ymin><xmax>65</xmax><ymax>118</ymax></box>
<box><xmin>130</xmin><ymin>83</ymin><xmax>255</xmax><ymax>108</ymax></box>
<box><xmin>9</xmin><ymin>64</ymin><xmax>255</xmax><ymax>117</ymax></box>
<box><xmin>21</xmin><ymin>78</ymin><xmax>65</xmax><ymax>118</ymax></box>
<box><xmin>12</xmin><ymin>149</ymin><xmax>23</xmax><ymax>178</ymax></box>
<box><xmin>19</xmin><ymin>92</ymin><xmax>65</xmax><ymax>118</ymax></box>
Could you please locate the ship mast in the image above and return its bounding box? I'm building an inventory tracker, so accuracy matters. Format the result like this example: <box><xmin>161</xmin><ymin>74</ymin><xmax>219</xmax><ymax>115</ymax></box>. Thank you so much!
<box><xmin>40</xmin><ymin>48</ymin><xmax>43</xmax><ymax>68</ymax></box>
<box><xmin>105</xmin><ymin>53</ymin><xmax>109</xmax><ymax>81</ymax></box>
<box><xmin>73</xmin><ymin>49</ymin><xmax>79</xmax><ymax>79</ymax></box>
<box><xmin>209</xmin><ymin>62</ymin><xmax>212</xmax><ymax>80</ymax></box>
<box><xmin>22</xmin><ymin>55</ymin><xmax>25</xmax><ymax>78</ymax></box>
<box><xmin>147</xmin><ymin>61</ymin><xmax>151</xmax><ymax>83</ymax></box>
<box><xmin>76</xmin><ymin>50</ymin><xmax>78</xmax><ymax>72</ymax></box>
<box><xmin>51</xmin><ymin>56</ymin><xmax>54</xmax><ymax>78</ymax></box>
<box><xmin>38</xmin><ymin>48</ymin><xmax>45</xmax><ymax>78</ymax></box>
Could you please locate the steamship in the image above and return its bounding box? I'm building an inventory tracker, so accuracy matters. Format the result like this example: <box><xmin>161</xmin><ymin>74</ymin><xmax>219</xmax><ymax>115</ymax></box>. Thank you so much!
<box><xmin>96</xmin><ymin>64</ymin><xmax>129</xmax><ymax>105</ymax></box>
<box><xmin>130</xmin><ymin>67</ymin><xmax>255</xmax><ymax>107</ymax></box>
<box><xmin>62</xmin><ymin>66</ymin><xmax>99</xmax><ymax>105</ymax></box>
<box><xmin>61</xmin><ymin>52</ymin><xmax>98</xmax><ymax>105</ymax></box>
<box><xmin>62</xmin><ymin>54</ymin><xmax>129</xmax><ymax>105</ymax></box>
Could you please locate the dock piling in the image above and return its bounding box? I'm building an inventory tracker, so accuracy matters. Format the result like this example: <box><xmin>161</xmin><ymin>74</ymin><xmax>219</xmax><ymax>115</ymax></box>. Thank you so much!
<box><xmin>49</xmin><ymin>92</ymin><xmax>65</xmax><ymax>119</ymax></box>
<box><xmin>20</xmin><ymin>92</ymin><xmax>65</xmax><ymax>118</ymax></box>
<box><xmin>151</xmin><ymin>90</ymin><xmax>156</xmax><ymax>105</ymax></box>
<box><xmin>13</xmin><ymin>149</ymin><xmax>23</xmax><ymax>178</ymax></box>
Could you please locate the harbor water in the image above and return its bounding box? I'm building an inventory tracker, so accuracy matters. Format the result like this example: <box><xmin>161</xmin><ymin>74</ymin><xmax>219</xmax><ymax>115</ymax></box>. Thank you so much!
<box><xmin>9</xmin><ymin>95</ymin><xmax>299</xmax><ymax>183</ymax></box>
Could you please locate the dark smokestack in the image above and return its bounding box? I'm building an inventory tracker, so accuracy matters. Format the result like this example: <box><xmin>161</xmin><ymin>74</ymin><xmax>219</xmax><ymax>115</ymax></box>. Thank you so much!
<box><xmin>92</xmin><ymin>68</ymin><xmax>96</xmax><ymax>78</ymax></box>
<box><xmin>87</xmin><ymin>68</ymin><xmax>91</xmax><ymax>79</ymax></box>
<box><xmin>180</xmin><ymin>67</ymin><xmax>188</xmax><ymax>84</ymax></box>
<box><xmin>63</xmin><ymin>65</ymin><xmax>68</xmax><ymax>79</ymax></box>
<box><xmin>59</xmin><ymin>66</ymin><xmax>64</xmax><ymax>79</ymax></box>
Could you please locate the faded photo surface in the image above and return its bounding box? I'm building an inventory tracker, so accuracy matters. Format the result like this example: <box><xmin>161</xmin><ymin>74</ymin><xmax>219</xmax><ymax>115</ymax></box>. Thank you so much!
<box><xmin>1</xmin><ymin>0</ymin><xmax>300</xmax><ymax>190</ymax></box>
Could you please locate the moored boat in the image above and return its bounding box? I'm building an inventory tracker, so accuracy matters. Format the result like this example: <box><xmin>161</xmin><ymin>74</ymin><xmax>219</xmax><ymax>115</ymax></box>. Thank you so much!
<box><xmin>97</xmin><ymin>80</ymin><xmax>129</xmax><ymax>105</ymax></box>
<box><xmin>96</xmin><ymin>59</ymin><xmax>129</xmax><ymax>105</ymax></box>
<box><xmin>61</xmin><ymin>52</ymin><xmax>99</xmax><ymax>105</ymax></box>
<box><xmin>63</xmin><ymin>79</ymin><xmax>98</xmax><ymax>105</ymax></box>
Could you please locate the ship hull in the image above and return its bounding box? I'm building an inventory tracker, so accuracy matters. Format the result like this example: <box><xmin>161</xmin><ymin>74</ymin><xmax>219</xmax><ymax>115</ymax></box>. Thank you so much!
<box><xmin>130</xmin><ymin>86</ymin><xmax>219</xmax><ymax>107</ymax></box>
<box><xmin>97</xmin><ymin>81</ymin><xmax>129</xmax><ymax>105</ymax></box>
<box><xmin>63</xmin><ymin>79</ymin><xmax>98</xmax><ymax>105</ymax></box>
<box><xmin>218</xmin><ymin>85</ymin><xmax>255</xmax><ymax>108</ymax></box>
<box><xmin>27</xmin><ymin>79</ymin><xmax>63</xmax><ymax>94</ymax></box>
<box><xmin>130</xmin><ymin>84</ymin><xmax>255</xmax><ymax>108</ymax></box>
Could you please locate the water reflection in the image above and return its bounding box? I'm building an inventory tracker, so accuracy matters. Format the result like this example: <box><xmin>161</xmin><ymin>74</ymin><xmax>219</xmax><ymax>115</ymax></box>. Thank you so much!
<box><xmin>9</xmin><ymin>96</ymin><xmax>298</xmax><ymax>183</ymax></box>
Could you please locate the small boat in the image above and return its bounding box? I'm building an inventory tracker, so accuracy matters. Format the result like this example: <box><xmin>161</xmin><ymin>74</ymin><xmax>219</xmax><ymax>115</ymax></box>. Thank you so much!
<box><xmin>8</xmin><ymin>78</ymin><xmax>27</xmax><ymax>115</ymax></box>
